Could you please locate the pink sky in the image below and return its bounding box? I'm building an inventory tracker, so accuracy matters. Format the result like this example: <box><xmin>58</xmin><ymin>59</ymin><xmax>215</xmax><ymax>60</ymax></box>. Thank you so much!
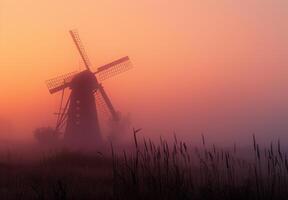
<box><xmin>0</xmin><ymin>0</ymin><xmax>288</xmax><ymax>144</ymax></box>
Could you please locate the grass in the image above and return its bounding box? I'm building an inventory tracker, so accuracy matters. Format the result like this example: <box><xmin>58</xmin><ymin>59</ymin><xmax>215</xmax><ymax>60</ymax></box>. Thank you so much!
<box><xmin>111</xmin><ymin>132</ymin><xmax>288</xmax><ymax>200</ymax></box>
<box><xmin>0</xmin><ymin>132</ymin><xmax>287</xmax><ymax>199</ymax></box>
<box><xmin>0</xmin><ymin>150</ymin><xmax>113</xmax><ymax>199</ymax></box>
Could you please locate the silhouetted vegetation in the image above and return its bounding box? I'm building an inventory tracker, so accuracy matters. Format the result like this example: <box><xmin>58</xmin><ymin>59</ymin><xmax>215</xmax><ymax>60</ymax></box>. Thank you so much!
<box><xmin>111</xmin><ymin>132</ymin><xmax>288</xmax><ymax>200</ymax></box>
<box><xmin>0</xmin><ymin>133</ymin><xmax>288</xmax><ymax>199</ymax></box>
<box><xmin>33</xmin><ymin>127</ymin><xmax>61</xmax><ymax>144</ymax></box>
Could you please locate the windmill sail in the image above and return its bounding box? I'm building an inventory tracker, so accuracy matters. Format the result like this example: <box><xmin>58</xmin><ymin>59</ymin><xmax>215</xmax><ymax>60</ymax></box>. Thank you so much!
<box><xmin>69</xmin><ymin>29</ymin><xmax>92</xmax><ymax>70</ymax></box>
<box><xmin>96</xmin><ymin>84</ymin><xmax>119</xmax><ymax>121</ymax></box>
<box><xmin>95</xmin><ymin>56</ymin><xmax>132</xmax><ymax>81</ymax></box>
<box><xmin>95</xmin><ymin>90</ymin><xmax>111</xmax><ymax>117</ymax></box>
<box><xmin>46</xmin><ymin>71</ymin><xmax>79</xmax><ymax>94</ymax></box>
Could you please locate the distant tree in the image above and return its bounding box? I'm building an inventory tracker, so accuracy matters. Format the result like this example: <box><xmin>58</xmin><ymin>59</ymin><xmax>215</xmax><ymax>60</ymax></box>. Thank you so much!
<box><xmin>34</xmin><ymin>127</ymin><xmax>61</xmax><ymax>144</ymax></box>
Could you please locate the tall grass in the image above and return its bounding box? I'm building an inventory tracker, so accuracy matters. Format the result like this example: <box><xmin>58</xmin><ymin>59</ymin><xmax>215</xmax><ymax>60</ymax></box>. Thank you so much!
<box><xmin>0</xmin><ymin>133</ymin><xmax>287</xmax><ymax>199</ymax></box>
<box><xmin>111</xmin><ymin>132</ymin><xmax>288</xmax><ymax>200</ymax></box>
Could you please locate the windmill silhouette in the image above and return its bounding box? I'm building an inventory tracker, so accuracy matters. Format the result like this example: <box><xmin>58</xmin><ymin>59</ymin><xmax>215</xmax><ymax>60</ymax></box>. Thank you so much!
<box><xmin>46</xmin><ymin>30</ymin><xmax>132</xmax><ymax>143</ymax></box>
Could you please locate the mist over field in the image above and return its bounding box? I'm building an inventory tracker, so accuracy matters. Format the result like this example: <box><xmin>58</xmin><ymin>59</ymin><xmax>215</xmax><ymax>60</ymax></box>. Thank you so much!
<box><xmin>1</xmin><ymin>2</ymin><xmax>288</xmax><ymax>199</ymax></box>
<box><xmin>0</xmin><ymin>0</ymin><xmax>287</xmax><ymax>146</ymax></box>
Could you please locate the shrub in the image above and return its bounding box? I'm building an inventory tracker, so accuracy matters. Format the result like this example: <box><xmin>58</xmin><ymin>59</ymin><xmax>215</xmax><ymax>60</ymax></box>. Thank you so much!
<box><xmin>34</xmin><ymin>127</ymin><xmax>61</xmax><ymax>144</ymax></box>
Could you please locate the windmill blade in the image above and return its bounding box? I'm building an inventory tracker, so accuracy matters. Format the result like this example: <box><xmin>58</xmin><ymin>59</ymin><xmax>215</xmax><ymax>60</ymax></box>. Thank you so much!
<box><xmin>95</xmin><ymin>90</ymin><xmax>111</xmax><ymax>118</ymax></box>
<box><xmin>95</xmin><ymin>56</ymin><xmax>133</xmax><ymax>81</ymax></box>
<box><xmin>69</xmin><ymin>29</ymin><xmax>92</xmax><ymax>71</ymax></box>
<box><xmin>95</xmin><ymin>84</ymin><xmax>119</xmax><ymax>121</ymax></box>
<box><xmin>46</xmin><ymin>71</ymin><xmax>79</xmax><ymax>94</ymax></box>
<box><xmin>55</xmin><ymin>93</ymin><xmax>71</xmax><ymax>131</ymax></box>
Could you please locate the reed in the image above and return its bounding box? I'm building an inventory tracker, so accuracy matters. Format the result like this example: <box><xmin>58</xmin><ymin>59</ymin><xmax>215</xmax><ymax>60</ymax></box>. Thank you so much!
<box><xmin>112</xmin><ymin>134</ymin><xmax>288</xmax><ymax>200</ymax></box>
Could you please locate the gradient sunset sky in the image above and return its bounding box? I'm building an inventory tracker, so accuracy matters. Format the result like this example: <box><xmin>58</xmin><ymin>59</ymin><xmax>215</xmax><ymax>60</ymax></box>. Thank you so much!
<box><xmin>0</xmin><ymin>0</ymin><xmax>288</xmax><ymax>144</ymax></box>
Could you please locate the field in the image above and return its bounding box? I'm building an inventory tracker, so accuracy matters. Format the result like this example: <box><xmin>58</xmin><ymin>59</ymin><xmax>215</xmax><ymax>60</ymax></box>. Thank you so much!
<box><xmin>0</xmin><ymin>132</ymin><xmax>287</xmax><ymax>200</ymax></box>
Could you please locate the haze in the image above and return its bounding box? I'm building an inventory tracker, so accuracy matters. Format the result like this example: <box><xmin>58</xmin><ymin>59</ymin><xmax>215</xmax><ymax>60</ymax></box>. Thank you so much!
<box><xmin>0</xmin><ymin>0</ymin><xmax>288</xmax><ymax>145</ymax></box>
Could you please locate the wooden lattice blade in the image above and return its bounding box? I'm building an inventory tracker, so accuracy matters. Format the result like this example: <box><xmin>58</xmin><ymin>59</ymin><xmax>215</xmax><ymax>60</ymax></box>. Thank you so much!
<box><xmin>95</xmin><ymin>90</ymin><xmax>111</xmax><ymax>119</ymax></box>
<box><xmin>46</xmin><ymin>71</ymin><xmax>79</xmax><ymax>94</ymax></box>
<box><xmin>69</xmin><ymin>29</ymin><xmax>91</xmax><ymax>71</ymax></box>
<box><xmin>94</xmin><ymin>56</ymin><xmax>133</xmax><ymax>81</ymax></box>
<box><xmin>95</xmin><ymin>84</ymin><xmax>119</xmax><ymax>121</ymax></box>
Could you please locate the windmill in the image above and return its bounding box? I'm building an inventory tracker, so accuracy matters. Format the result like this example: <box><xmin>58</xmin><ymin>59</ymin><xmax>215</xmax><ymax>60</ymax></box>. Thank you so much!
<box><xmin>45</xmin><ymin>30</ymin><xmax>133</xmax><ymax>143</ymax></box>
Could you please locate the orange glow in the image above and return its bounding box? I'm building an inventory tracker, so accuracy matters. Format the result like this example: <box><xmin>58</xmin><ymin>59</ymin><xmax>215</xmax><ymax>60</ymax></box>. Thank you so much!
<box><xmin>0</xmin><ymin>0</ymin><xmax>288</xmax><ymax>143</ymax></box>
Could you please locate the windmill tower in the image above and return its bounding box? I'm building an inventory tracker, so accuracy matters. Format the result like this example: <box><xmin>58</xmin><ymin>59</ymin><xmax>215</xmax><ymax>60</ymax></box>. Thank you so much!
<box><xmin>45</xmin><ymin>30</ymin><xmax>132</xmax><ymax>143</ymax></box>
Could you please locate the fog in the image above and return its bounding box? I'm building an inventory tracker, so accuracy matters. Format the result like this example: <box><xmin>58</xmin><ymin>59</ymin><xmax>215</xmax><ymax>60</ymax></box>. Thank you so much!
<box><xmin>0</xmin><ymin>0</ymin><xmax>288</xmax><ymax>147</ymax></box>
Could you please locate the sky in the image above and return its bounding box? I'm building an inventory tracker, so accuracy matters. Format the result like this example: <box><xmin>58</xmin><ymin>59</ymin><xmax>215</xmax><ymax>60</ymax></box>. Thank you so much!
<box><xmin>0</xmin><ymin>0</ymin><xmax>288</xmax><ymax>144</ymax></box>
